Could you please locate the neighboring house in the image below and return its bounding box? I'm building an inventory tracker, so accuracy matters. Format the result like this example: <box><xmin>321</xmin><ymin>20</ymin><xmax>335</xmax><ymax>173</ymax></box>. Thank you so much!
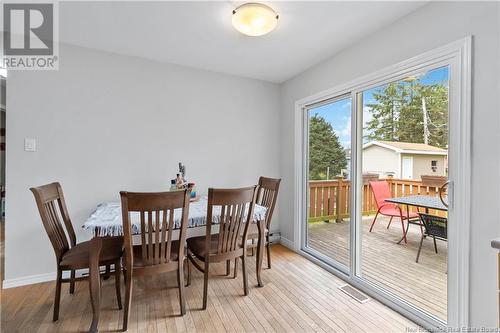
<box><xmin>344</xmin><ymin>148</ymin><xmax>351</xmax><ymax>179</ymax></box>
<box><xmin>362</xmin><ymin>140</ymin><xmax>448</xmax><ymax>180</ymax></box>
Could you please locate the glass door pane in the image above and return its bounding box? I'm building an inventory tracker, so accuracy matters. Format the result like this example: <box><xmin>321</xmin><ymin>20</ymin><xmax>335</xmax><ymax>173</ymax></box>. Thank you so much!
<box><xmin>358</xmin><ymin>66</ymin><xmax>449</xmax><ymax>321</ymax></box>
<box><xmin>305</xmin><ymin>96</ymin><xmax>352</xmax><ymax>270</ymax></box>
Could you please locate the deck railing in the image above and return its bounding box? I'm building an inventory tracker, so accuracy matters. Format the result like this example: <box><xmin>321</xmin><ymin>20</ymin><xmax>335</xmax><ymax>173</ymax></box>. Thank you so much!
<box><xmin>308</xmin><ymin>177</ymin><xmax>444</xmax><ymax>222</ymax></box>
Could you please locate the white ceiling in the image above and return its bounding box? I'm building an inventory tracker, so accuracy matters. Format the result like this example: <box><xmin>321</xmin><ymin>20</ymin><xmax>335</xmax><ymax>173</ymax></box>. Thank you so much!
<box><xmin>60</xmin><ymin>1</ymin><xmax>427</xmax><ymax>83</ymax></box>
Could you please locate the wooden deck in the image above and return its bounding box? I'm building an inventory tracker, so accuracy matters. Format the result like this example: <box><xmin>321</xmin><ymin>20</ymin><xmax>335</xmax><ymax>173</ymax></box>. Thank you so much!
<box><xmin>308</xmin><ymin>216</ymin><xmax>447</xmax><ymax>321</ymax></box>
<box><xmin>0</xmin><ymin>245</ymin><xmax>420</xmax><ymax>332</ymax></box>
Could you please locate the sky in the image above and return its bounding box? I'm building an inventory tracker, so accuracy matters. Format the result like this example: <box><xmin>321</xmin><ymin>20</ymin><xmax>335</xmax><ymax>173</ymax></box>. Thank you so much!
<box><xmin>309</xmin><ymin>66</ymin><xmax>449</xmax><ymax>148</ymax></box>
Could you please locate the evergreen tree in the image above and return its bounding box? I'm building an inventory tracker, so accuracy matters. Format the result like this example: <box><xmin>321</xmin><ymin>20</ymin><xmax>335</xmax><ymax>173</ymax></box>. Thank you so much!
<box><xmin>365</xmin><ymin>82</ymin><xmax>406</xmax><ymax>142</ymax></box>
<box><xmin>364</xmin><ymin>80</ymin><xmax>448</xmax><ymax>148</ymax></box>
<box><xmin>309</xmin><ymin>115</ymin><xmax>348</xmax><ymax>180</ymax></box>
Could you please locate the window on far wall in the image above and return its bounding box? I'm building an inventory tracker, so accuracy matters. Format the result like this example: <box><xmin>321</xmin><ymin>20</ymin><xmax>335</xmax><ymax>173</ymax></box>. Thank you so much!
<box><xmin>431</xmin><ymin>160</ymin><xmax>438</xmax><ymax>172</ymax></box>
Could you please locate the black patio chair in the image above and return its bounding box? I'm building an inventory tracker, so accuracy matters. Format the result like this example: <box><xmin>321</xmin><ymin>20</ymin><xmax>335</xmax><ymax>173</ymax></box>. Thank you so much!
<box><xmin>416</xmin><ymin>213</ymin><xmax>447</xmax><ymax>263</ymax></box>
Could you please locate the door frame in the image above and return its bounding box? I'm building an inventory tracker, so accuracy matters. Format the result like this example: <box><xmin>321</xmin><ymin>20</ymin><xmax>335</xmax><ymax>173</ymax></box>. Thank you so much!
<box><xmin>292</xmin><ymin>37</ymin><xmax>471</xmax><ymax>330</ymax></box>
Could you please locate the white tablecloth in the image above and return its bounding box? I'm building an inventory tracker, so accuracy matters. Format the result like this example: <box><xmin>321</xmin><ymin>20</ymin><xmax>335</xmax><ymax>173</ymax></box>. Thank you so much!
<box><xmin>83</xmin><ymin>196</ymin><xmax>267</xmax><ymax>237</ymax></box>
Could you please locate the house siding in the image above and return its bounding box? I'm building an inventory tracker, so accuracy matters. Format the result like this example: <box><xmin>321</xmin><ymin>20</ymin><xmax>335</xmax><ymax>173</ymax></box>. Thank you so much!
<box><xmin>407</xmin><ymin>153</ymin><xmax>446</xmax><ymax>179</ymax></box>
<box><xmin>362</xmin><ymin>145</ymin><xmax>399</xmax><ymax>177</ymax></box>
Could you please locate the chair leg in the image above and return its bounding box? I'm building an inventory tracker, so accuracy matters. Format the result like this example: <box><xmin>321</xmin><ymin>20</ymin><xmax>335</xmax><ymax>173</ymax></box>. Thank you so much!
<box><xmin>241</xmin><ymin>255</ymin><xmax>248</xmax><ymax>296</ymax></box>
<box><xmin>266</xmin><ymin>238</ymin><xmax>271</xmax><ymax>269</ymax></box>
<box><xmin>69</xmin><ymin>269</ymin><xmax>76</xmax><ymax>294</ymax></box>
<box><xmin>88</xmin><ymin>238</ymin><xmax>102</xmax><ymax>333</ymax></box>
<box><xmin>399</xmin><ymin>211</ymin><xmax>407</xmax><ymax>244</ymax></box>
<box><xmin>226</xmin><ymin>260</ymin><xmax>230</xmax><ymax>276</ymax></box>
<box><xmin>123</xmin><ymin>270</ymin><xmax>133</xmax><ymax>332</ymax></box>
<box><xmin>369</xmin><ymin>211</ymin><xmax>380</xmax><ymax>232</ymax></box>
<box><xmin>416</xmin><ymin>235</ymin><xmax>425</xmax><ymax>263</ymax></box>
<box><xmin>177</xmin><ymin>262</ymin><xmax>186</xmax><ymax>315</ymax></box>
<box><xmin>386</xmin><ymin>217</ymin><xmax>393</xmax><ymax>229</ymax></box>
<box><xmin>185</xmin><ymin>258</ymin><xmax>191</xmax><ymax>287</ymax></box>
<box><xmin>233</xmin><ymin>258</ymin><xmax>238</xmax><ymax>279</ymax></box>
<box><xmin>114</xmin><ymin>260</ymin><xmax>123</xmax><ymax>310</ymax></box>
<box><xmin>104</xmin><ymin>264</ymin><xmax>111</xmax><ymax>280</ymax></box>
<box><xmin>202</xmin><ymin>261</ymin><xmax>209</xmax><ymax>310</ymax></box>
<box><xmin>53</xmin><ymin>268</ymin><xmax>62</xmax><ymax>321</ymax></box>
<box><xmin>433</xmin><ymin>236</ymin><xmax>438</xmax><ymax>253</ymax></box>
<box><xmin>251</xmin><ymin>239</ymin><xmax>255</xmax><ymax>256</ymax></box>
<box><xmin>256</xmin><ymin>222</ymin><xmax>265</xmax><ymax>287</ymax></box>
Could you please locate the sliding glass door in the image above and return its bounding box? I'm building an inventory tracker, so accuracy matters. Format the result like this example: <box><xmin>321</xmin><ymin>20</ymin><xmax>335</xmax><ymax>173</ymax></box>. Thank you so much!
<box><xmin>301</xmin><ymin>62</ymin><xmax>454</xmax><ymax>326</ymax></box>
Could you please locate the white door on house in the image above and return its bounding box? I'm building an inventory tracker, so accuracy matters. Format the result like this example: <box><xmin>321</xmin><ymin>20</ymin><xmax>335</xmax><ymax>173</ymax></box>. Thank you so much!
<box><xmin>402</xmin><ymin>156</ymin><xmax>413</xmax><ymax>179</ymax></box>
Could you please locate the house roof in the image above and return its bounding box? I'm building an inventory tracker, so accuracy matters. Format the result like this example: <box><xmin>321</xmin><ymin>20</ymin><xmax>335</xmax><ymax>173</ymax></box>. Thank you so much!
<box><xmin>363</xmin><ymin>140</ymin><xmax>448</xmax><ymax>155</ymax></box>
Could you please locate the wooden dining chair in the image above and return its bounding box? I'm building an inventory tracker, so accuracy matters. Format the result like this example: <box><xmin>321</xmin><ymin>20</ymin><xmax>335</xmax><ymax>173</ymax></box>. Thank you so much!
<box><xmin>120</xmin><ymin>189</ymin><xmax>191</xmax><ymax>331</ymax></box>
<box><xmin>186</xmin><ymin>186</ymin><xmax>257</xmax><ymax>309</ymax></box>
<box><xmin>30</xmin><ymin>182</ymin><xmax>123</xmax><ymax>332</ymax></box>
<box><xmin>242</xmin><ymin>177</ymin><xmax>281</xmax><ymax>269</ymax></box>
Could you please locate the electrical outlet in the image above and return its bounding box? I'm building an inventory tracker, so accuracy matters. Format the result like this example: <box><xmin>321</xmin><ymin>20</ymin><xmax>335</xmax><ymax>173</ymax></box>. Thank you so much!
<box><xmin>24</xmin><ymin>138</ymin><xmax>36</xmax><ymax>152</ymax></box>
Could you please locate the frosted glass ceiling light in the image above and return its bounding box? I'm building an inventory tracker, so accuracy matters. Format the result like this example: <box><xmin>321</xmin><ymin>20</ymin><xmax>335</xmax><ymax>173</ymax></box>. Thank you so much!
<box><xmin>232</xmin><ymin>3</ymin><xmax>279</xmax><ymax>37</ymax></box>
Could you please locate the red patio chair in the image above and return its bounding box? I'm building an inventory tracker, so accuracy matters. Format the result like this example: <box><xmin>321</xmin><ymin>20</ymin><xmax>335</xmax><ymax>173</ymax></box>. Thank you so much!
<box><xmin>368</xmin><ymin>180</ymin><xmax>419</xmax><ymax>244</ymax></box>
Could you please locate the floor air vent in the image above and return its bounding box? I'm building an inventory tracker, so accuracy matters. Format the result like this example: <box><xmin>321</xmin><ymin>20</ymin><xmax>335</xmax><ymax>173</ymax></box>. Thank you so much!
<box><xmin>339</xmin><ymin>284</ymin><xmax>370</xmax><ymax>303</ymax></box>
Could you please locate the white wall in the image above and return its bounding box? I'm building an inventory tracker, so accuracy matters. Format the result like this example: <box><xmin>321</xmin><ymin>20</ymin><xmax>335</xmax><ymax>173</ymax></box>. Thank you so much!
<box><xmin>5</xmin><ymin>44</ymin><xmax>280</xmax><ymax>283</ymax></box>
<box><xmin>279</xmin><ymin>1</ymin><xmax>499</xmax><ymax>327</ymax></box>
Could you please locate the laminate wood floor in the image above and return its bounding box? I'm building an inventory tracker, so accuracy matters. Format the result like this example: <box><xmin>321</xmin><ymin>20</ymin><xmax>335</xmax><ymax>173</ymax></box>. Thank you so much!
<box><xmin>1</xmin><ymin>245</ymin><xmax>420</xmax><ymax>332</ymax></box>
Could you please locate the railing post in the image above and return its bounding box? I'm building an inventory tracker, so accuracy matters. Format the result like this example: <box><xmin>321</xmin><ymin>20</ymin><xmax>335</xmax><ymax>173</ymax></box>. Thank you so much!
<box><xmin>387</xmin><ymin>175</ymin><xmax>394</xmax><ymax>196</ymax></box>
<box><xmin>336</xmin><ymin>176</ymin><xmax>344</xmax><ymax>223</ymax></box>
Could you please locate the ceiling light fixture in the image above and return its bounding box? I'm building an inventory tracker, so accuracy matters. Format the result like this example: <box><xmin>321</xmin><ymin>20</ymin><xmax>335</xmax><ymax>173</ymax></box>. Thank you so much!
<box><xmin>232</xmin><ymin>3</ymin><xmax>279</xmax><ymax>37</ymax></box>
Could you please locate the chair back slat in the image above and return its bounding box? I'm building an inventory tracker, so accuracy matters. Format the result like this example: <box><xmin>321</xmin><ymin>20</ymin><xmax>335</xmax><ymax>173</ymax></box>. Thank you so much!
<box><xmin>140</xmin><ymin>211</ymin><xmax>147</xmax><ymax>262</ymax></box>
<box><xmin>230</xmin><ymin>204</ymin><xmax>240</xmax><ymax>252</ymax></box>
<box><xmin>30</xmin><ymin>182</ymin><xmax>77</xmax><ymax>261</ymax></box>
<box><xmin>46</xmin><ymin>201</ymin><xmax>68</xmax><ymax>250</ymax></box>
<box><xmin>418</xmin><ymin>213</ymin><xmax>448</xmax><ymax>240</ymax></box>
<box><xmin>154</xmin><ymin>210</ymin><xmax>160</xmax><ymax>264</ymax></box>
<box><xmin>223</xmin><ymin>204</ymin><xmax>239</xmax><ymax>253</ymax></box>
<box><xmin>219</xmin><ymin>204</ymin><xmax>227</xmax><ymax>253</ymax></box>
<box><xmin>229</xmin><ymin>204</ymin><xmax>240</xmax><ymax>251</ymax></box>
<box><xmin>160</xmin><ymin>210</ymin><xmax>167</xmax><ymax>262</ymax></box>
<box><xmin>120</xmin><ymin>190</ymin><xmax>191</xmax><ymax>269</ymax></box>
<box><xmin>147</xmin><ymin>211</ymin><xmax>154</xmax><ymax>265</ymax></box>
<box><xmin>205</xmin><ymin>186</ymin><xmax>257</xmax><ymax>258</ymax></box>
<box><xmin>165</xmin><ymin>209</ymin><xmax>175</xmax><ymax>263</ymax></box>
<box><xmin>256</xmin><ymin>177</ymin><xmax>281</xmax><ymax>229</ymax></box>
<box><xmin>220</xmin><ymin>205</ymin><xmax>229</xmax><ymax>253</ymax></box>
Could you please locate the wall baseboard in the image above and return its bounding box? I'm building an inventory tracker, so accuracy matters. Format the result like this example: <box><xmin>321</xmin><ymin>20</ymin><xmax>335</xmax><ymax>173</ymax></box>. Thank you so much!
<box><xmin>3</xmin><ymin>269</ymin><xmax>88</xmax><ymax>289</ymax></box>
<box><xmin>3</xmin><ymin>272</ymin><xmax>56</xmax><ymax>289</ymax></box>
<box><xmin>279</xmin><ymin>236</ymin><xmax>295</xmax><ymax>251</ymax></box>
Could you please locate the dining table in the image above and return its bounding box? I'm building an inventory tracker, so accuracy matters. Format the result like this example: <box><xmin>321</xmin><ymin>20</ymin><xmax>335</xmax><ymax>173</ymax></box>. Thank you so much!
<box><xmin>83</xmin><ymin>196</ymin><xmax>269</xmax><ymax>287</ymax></box>
<box><xmin>384</xmin><ymin>195</ymin><xmax>448</xmax><ymax>244</ymax></box>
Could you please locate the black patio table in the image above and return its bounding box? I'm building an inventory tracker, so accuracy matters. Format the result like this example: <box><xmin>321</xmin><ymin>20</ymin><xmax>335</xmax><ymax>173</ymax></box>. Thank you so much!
<box><xmin>384</xmin><ymin>195</ymin><xmax>448</xmax><ymax>244</ymax></box>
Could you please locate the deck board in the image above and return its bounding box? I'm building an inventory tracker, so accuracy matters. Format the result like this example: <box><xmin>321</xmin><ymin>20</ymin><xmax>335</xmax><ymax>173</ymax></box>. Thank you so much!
<box><xmin>307</xmin><ymin>216</ymin><xmax>447</xmax><ymax>321</ymax></box>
